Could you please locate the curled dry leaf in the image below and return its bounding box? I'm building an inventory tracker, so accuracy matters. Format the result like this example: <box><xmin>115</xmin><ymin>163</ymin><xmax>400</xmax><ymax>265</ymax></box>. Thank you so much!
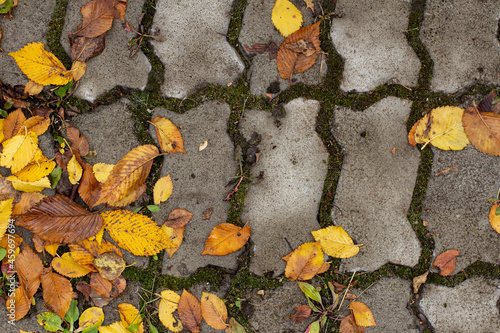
<box><xmin>201</xmin><ymin>223</ymin><xmax>251</xmax><ymax>256</ymax></box>
<box><xmin>462</xmin><ymin>105</ymin><xmax>500</xmax><ymax>156</ymax></box>
<box><xmin>93</xmin><ymin>252</ymin><xmax>126</xmax><ymax>280</ymax></box>
<box><xmin>282</xmin><ymin>242</ymin><xmax>329</xmax><ymax>281</ymax></box>
<box><xmin>200</xmin><ymin>292</ymin><xmax>228</xmax><ymax>330</ymax></box>
<box><xmin>164</xmin><ymin>208</ymin><xmax>194</xmax><ymax>228</ymax></box>
<box><xmin>40</xmin><ymin>268</ymin><xmax>73</xmax><ymax>319</ymax></box>
<box><xmin>152</xmin><ymin>117</ymin><xmax>186</xmax><ymax>154</ymax></box>
<box><xmin>433</xmin><ymin>249</ymin><xmax>459</xmax><ymax>277</ymax></box>
<box><xmin>413</xmin><ymin>271</ymin><xmax>429</xmax><ymax>294</ymax></box>
<box><xmin>488</xmin><ymin>204</ymin><xmax>500</xmax><ymax>234</ymax></box>
<box><xmin>349</xmin><ymin>301</ymin><xmax>376</xmax><ymax>327</ymax></box>
<box><xmin>311</xmin><ymin>226</ymin><xmax>359</xmax><ymax>258</ymax></box>
<box><xmin>202</xmin><ymin>207</ymin><xmax>213</xmax><ymax>220</ymax></box>
<box><xmin>199</xmin><ymin>139</ymin><xmax>208</xmax><ymax>152</ymax></box>
<box><xmin>178</xmin><ymin>289</ymin><xmax>202</xmax><ymax>333</ymax></box>
<box><xmin>73</xmin><ymin>0</ymin><xmax>127</xmax><ymax>38</ymax></box>
<box><xmin>51</xmin><ymin>252</ymin><xmax>92</xmax><ymax>278</ymax></box>
<box><xmin>154</xmin><ymin>174</ymin><xmax>173</xmax><ymax>205</ymax></box>
<box><xmin>277</xmin><ymin>21</ymin><xmax>321</xmax><ymax>80</ymax></box>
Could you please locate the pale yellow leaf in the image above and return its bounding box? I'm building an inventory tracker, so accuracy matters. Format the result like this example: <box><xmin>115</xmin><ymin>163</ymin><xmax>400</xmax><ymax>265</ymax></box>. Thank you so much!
<box><xmin>14</xmin><ymin>160</ymin><xmax>55</xmax><ymax>182</ymax></box>
<box><xmin>101</xmin><ymin>210</ymin><xmax>173</xmax><ymax>256</ymax></box>
<box><xmin>8</xmin><ymin>42</ymin><xmax>73</xmax><ymax>86</ymax></box>
<box><xmin>311</xmin><ymin>226</ymin><xmax>360</xmax><ymax>258</ymax></box>
<box><xmin>152</xmin><ymin>117</ymin><xmax>186</xmax><ymax>154</ymax></box>
<box><xmin>68</xmin><ymin>154</ymin><xmax>83</xmax><ymax>185</ymax></box>
<box><xmin>200</xmin><ymin>292</ymin><xmax>228</xmax><ymax>330</ymax></box>
<box><xmin>24</xmin><ymin>80</ymin><xmax>44</xmax><ymax>95</ymax></box>
<box><xmin>7</xmin><ymin>175</ymin><xmax>51</xmax><ymax>192</ymax></box>
<box><xmin>1</xmin><ymin>131</ymin><xmax>38</xmax><ymax>173</ymax></box>
<box><xmin>51</xmin><ymin>252</ymin><xmax>92</xmax><ymax>278</ymax></box>
<box><xmin>154</xmin><ymin>174</ymin><xmax>173</xmax><ymax>205</ymax></box>
<box><xmin>118</xmin><ymin>303</ymin><xmax>143</xmax><ymax>333</ymax></box>
<box><xmin>159</xmin><ymin>290</ymin><xmax>183</xmax><ymax>332</ymax></box>
<box><xmin>0</xmin><ymin>198</ymin><xmax>13</xmax><ymax>240</ymax></box>
<box><xmin>272</xmin><ymin>0</ymin><xmax>303</xmax><ymax>37</ymax></box>
<box><xmin>93</xmin><ymin>163</ymin><xmax>114</xmax><ymax>183</ymax></box>
<box><xmin>98</xmin><ymin>321</ymin><xmax>130</xmax><ymax>333</ymax></box>
<box><xmin>349</xmin><ymin>301</ymin><xmax>376</xmax><ymax>327</ymax></box>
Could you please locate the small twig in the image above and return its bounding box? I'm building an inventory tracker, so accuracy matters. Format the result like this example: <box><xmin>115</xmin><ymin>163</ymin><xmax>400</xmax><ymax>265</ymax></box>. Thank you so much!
<box><xmin>356</xmin><ymin>280</ymin><xmax>378</xmax><ymax>299</ymax></box>
<box><xmin>338</xmin><ymin>271</ymin><xmax>356</xmax><ymax>311</ymax></box>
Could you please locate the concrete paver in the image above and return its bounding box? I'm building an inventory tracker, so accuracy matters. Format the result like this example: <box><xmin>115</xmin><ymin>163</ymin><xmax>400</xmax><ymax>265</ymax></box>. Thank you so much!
<box><xmin>331</xmin><ymin>0</ymin><xmax>420</xmax><ymax>92</ymax></box>
<box><xmin>151</xmin><ymin>0</ymin><xmax>244</xmax><ymax>98</ymax></box>
<box><xmin>148</xmin><ymin>102</ymin><xmax>239</xmax><ymax>277</ymax></box>
<box><xmin>423</xmin><ymin>145</ymin><xmax>500</xmax><ymax>274</ymax></box>
<box><xmin>240</xmin><ymin>98</ymin><xmax>328</xmax><ymax>277</ymax></box>
<box><xmin>419</xmin><ymin>277</ymin><xmax>500</xmax><ymax>332</ymax></box>
<box><xmin>420</xmin><ymin>0</ymin><xmax>500</xmax><ymax>93</ymax></box>
<box><xmin>61</xmin><ymin>0</ymin><xmax>150</xmax><ymax>102</ymax></box>
<box><xmin>239</xmin><ymin>0</ymin><xmax>325</xmax><ymax>97</ymax></box>
<box><xmin>331</xmin><ymin>97</ymin><xmax>421</xmax><ymax>272</ymax></box>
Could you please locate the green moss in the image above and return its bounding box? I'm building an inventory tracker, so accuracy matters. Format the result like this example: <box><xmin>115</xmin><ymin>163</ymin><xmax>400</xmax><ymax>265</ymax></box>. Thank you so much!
<box><xmin>47</xmin><ymin>0</ymin><xmax>72</xmax><ymax>69</ymax></box>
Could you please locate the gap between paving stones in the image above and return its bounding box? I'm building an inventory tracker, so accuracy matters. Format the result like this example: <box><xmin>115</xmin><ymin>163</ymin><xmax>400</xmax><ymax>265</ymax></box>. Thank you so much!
<box><xmin>14</xmin><ymin>0</ymin><xmax>500</xmax><ymax>331</ymax></box>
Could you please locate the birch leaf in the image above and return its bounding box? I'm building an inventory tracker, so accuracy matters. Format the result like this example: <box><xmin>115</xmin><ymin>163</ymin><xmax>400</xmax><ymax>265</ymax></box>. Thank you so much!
<box><xmin>51</xmin><ymin>252</ymin><xmax>92</xmax><ymax>278</ymax></box>
<box><xmin>7</xmin><ymin>175</ymin><xmax>52</xmax><ymax>192</ymax></box>
<box><xmin>200</xmin><ymin>292</ymin><xmax>227</xmax><ymax>330</ymax></box>
<box><xmin>153</xmin><ymin>174</ymin><xmax>173</xmax><ymax>205</ymax></box>
<box><xmin>312</xmin><ymin>226</ymin><xmax>360</xmax><ymax>258</ymax></box>
<box><xmin>349</xmin><ymin>301</ymin><xmax>376</xmax><ymax>327</ymax></box>
<box><xmin>93</xmin><ymin>162</ymin><xmax>114</xmax><ymax>183</ymax></box>
<box><xmin>68</xmin><ymin>154</ymin><xmax>83</xmax><ymax>185</ymax></box>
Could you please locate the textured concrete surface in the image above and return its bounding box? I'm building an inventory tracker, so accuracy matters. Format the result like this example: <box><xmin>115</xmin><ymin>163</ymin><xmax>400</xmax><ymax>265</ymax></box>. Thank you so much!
<box><xmin>331</xmin><ymin>0</ymin><xmax>420</xmax><ymax>92</ymax></box>
<box><xmin>0</xmin><ymin>0</ymin><xmax>56</xmax><ymax>87</ymax></box>
<box><xmin>61</xmin><ymin>0</ymin><xmax>150</xmax><ymax>102</ymax></box>
<box><xmin>423</xmin><ymin>145</ymin><xmax>500</xmax><ymax>274</ymax></box>
<box><xmin>420</xmin><ymin>0</ymin><xmax>500</xmax><ymax>93</ymax></box>
<box><xmin>239</xmin><ymin>0</ymin><xmax>325</xmax><ymax>97</ymax></box>
<box><xmin>240</xmin><ymin>98</ymin><xmax>328</xmax><ymax>277</ymax></box>
<box><xmin>148</xmin><ymin>102</ymin><xmax>239</xmax><ymax>277</ymax></box>
<box><xmin>331</xmin><ymin>97</ymin><xmax>421</xmax><ymax>272</ymax></box>
<box><xmin>151</xmin><ymin>0</ymin><xmax>244</xmax><ymax>98</ymax></box>
<box><xmin>0</xmin><ymin>296</ymin><xmax>49</xmax><ymax>333</ymax></box>
<box><xmin>419</xmin><ymin>277</ymin><xmax>500</xmax><ymax>332</ymax></box>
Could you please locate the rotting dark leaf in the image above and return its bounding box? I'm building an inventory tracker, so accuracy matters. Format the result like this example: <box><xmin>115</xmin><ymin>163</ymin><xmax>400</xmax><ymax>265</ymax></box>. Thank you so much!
<box><xmin>69</xmin><ymin>33</ymin><xmax>106</xmax><ymax>62</ymax></box>
<box><xmin>245</xmin><ymin>41</ymin><xmax>278</xmax><ymax>60</ymax></box>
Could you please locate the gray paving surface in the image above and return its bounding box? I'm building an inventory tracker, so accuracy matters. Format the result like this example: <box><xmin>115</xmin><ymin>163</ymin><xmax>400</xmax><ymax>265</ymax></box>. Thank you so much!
<box><xmin>331</xmin><ymin>97</ymin><xmax>421</xmax><ymax>272</ymax></box>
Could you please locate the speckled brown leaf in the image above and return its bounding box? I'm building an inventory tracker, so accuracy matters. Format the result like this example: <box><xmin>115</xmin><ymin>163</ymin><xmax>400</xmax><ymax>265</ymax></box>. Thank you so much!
<box><xmin>178</xmin><ymin>289</ymin><xmax>202</xmax><ymax>333</ymax></box>
<box><xmin>339</xmin><ymin>314</ymin><xmax>365</xmax><ymax>333</ymax></box>
<box><xmin>93</xmin><ymin>252</ymin><xmax>125</xmax><ymax>280</ymax></box>
<box><xmin>433</xmin><ymin>249</ymin><xmax>459</xmax><ymax>276</ymax></box>
<box><xmin>462</xmin><ymin>106</ymin><xmax>500</xmax><ymax>156</ymax></box>
<box><xmin>16</xmin><ymin>194</ymin><xmax>103</xmax><ymax>243</ymax></box>
<box><xmin>41</xmin><ymin>268</ymin><xmax>73</xmax><ymax>319</ymax></box>
<box><xmin>73</xmin><ymin>0</ymin><xmax>127</xmax><ymax>38</ymax></box>
<box><xmin>164</xmin><ymin>208</ymin><xmax>194</xmax><ymax>228</ymax></box>
<box><xmin>277</xmin><ymin>21</ymin><xmax>321</xmax><ymax>80</ymax></box>
<box><xmin>78</xmin><ymin>163</ymin><xmax>102</xmax><ymax>210</ymax></box>
<box><xmin>90</xmin><ymin>271</ymin><xmax>111</xmax><ymax>297</ymax></box>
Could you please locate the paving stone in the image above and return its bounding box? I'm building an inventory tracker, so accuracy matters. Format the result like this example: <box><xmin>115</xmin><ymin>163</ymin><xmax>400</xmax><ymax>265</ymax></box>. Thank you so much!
<box><xmin>422</xmin><ymin>146</ymin><xmax>500</xmax><ymax>274</ymax></box>
<box><xmin>240</xmin><ymin>98</ymin><xmax>328</xmax><ymax>277</ymax></box>
<box><xmin>420</xmin><ymin>0</ymin><xmax>500</xmax><ymax>93</ymax></box>
<box><xmin>148</xmin><ymin>102</ymin><xmax>239</xmax><ymax>277</ymax></box>
<box><xmin>419</xmin><ymin>277</ymin><xmax>500</xmax><ymax>332</ymax></box>
<box><xmin>151</xmin><ymin>0</ymin><xmax>244</xmax><ymax>98</ymax></box>
<box><xmin>239</xmin><ymin>0</ymin><xmax>326</xmax><ymax>97</ymax></box>
<box><xmin>331</xmin><ymin>0</ymin><xmax>420</xmax><ymax>92</ymax></box>
<box><xmin>245</xmin><ymin>281</ymin><xmax>312</xmax><ymax>332</ymax></box>
<box><xmin>61</xmin><ymin>0</ymin><xmax>150</xmax><ymax>102</ymax></box>
<box><xmin>331</xmin><ymin>97</ymin><xmax>421</xmax><ymax>272</ymax></box>
<box><xmin>0</xmin><ymin>0</ymin><xmax>56</xmax><ymax>86</ymax></box>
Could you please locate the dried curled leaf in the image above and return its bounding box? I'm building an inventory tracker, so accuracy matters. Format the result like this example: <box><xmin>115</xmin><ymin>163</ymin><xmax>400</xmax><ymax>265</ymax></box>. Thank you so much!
<box><xmin>312</xmin><ymin>226</ymin><xmax>359</xmax><ymax>258</ymax></box>
<box><xmin>201</xmin><ymin>223</ymin><xmax>251</xmax><ymax>256</ymax></box>
<box><xmin>272</xmin><ymin>0</ymin><xmax>303</xmax><ymax>37</ymax></box>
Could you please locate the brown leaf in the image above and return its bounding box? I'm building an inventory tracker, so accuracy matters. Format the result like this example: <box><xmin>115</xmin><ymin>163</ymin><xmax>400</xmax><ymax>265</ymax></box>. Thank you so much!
<box><xmin>433</xmin><ymin>249</ymin><xmax>459</xmax><ymax>276</ymax></box>
<box><xmin>477</xmin><ymin>89</ymin><xmax>500</xmax><ymax>114</ymax></box>
<box><xmin>3</xmin><ymin>109</ymin><xmax>26</xmax><ymax>140</ymax></box>
<box><xmin>90</xmin><ymin>272</ymin><xmax>112</xmax><ymax>298</ymax></box>
<box><xmin>462</xmin><ymin>106</ymin><xmax>500</xmax><ymax>156</ymax></box>
<box><xmin>2</xmin><ymin>95</ymin><xmax>29</xmax><ymax>109</ymax></box>
<box><xmin>109</xmin><ymin>275</ymin><xmax>126</xmax><ymax>298</ymax></box>
<box><xmin>0</xmin><ymin>177</ymin><xmax>21</xmax><ymax>202</ymax></box>
<box><xmin>202</xmin><ymin>207</ymin><xmax>213</xmax><ymax>220</ymax></box>
<box><xmin>245</xmin><ymin>41</ymin><xmax>278</xmax><ymax>60</ymax></box>
<box><xmin>73</xmin><ymin>0</ymin><xmax>127</xmax><ymax>38</ymax></box>
<box><xmin>15</xmin><ymin>245</ymin><xmax>43</xmax><ymax>299</ymax></box>
<box><xmin>201</xmin><ymin>223</ymin><xmax>251</xmax><ymax>256</ymax></box>
<box><xmin>277</xmin><ymin>21</ymin><xmax>321</xmax><ymax>80</ymax></box>
<box><xmin>413</xmin><ymin>271</ymin><xmax>429</xmax><ymax>293</ymax></box>
<box><xmin>16</xmin><ymin>194</ymin><xmax>103</xmax><ymax>243</ymax></box>
<box><xmin>6</xmin><ymin>286</ymin><xmax>31</xmax><ymax>321</ymax></box>
<box><xmin>55</xmin><ymin>150</ymin><xmax>73</xmax><ymax>170</ymax></box>
<box><xmin>178</xmin><ymin>289</ymin><xmax>202</xmax><ymax>333</ymax></box>
<box><xmin>164</xmin><ymin>208</ymin><xmax>194</xmax><ymax>228</ymax></box>
<box><xmin>78</xmin><ymin>163</ymin><xmax>102</xmax><ymax>210</ymax></box>
<box><xmin>69</xmin><ymin>33</ymin><xmax>106</xmax><ymax>62</ymax></box>
<box><xmin>66</xmin><ymin>124</ymin><xmax>90</xmax><ymax>157</ymax></box>
<box><xmin>339</xmin><ymin>314</ymin><xmax>365</xmax><ymax>333</ymax></box>
<box><xmin>287</xmin><ymin>305</ymin><xmax>311</xmax><ymax>323</ymax></box>
<box><xmin>40</xmin><ymin>268</ymin><xmax>73</xmax><ymax>319</ymax></box>
<box><xmin>76</xmin><ymin>281</ymin><xmax>91</xmax><ymax>301</ymax></box>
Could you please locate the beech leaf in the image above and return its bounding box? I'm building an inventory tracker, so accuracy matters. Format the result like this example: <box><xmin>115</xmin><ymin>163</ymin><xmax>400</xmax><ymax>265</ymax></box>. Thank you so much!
<box><xmin>15</xmin><ymin>245</ymin><xmax>43</xmax><ymax>299</ymax></box>
<box><xmin>200</xmin><ymin>292</ymin><xmax>228</xmax><ymax>330</ymax></box>
<box><xmin>433</xmin><ymin>249</ymin><xmax>459</xmax><ymax>276</ymax></box>
<box><xmin>311</xmin><ymin>226</ymin><xmax>360</xmax><ymax>258</ymax></box>
<box><xmin>178</xmin><ymin>289</ymin><xmax>202</xmax><ymax>333</ymax></box>
<box><xmin>201</xmin><ymin>223</ymin><xmax>251</xmax><ymax>256</ymax></box>
<box><xmin>151</xmin><ymin>117</ymin><xmax>186</xmax><ymax>154</ymax></box>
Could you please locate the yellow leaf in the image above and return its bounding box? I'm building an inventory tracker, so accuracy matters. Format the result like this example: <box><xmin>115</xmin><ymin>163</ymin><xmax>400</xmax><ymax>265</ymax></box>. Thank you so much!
<box><xmin>14</xmin><ymin>160</ymin><xmax>55</xmax><ymax>182</ymax></box>
<box><xmin>162</xmin><ymin>225</ymin><xmax>185</xmax><ymax>258</ymax></box>
<box><xmin>79</xmin><ymin>307</ymin><xmax>104</xmax><ymax>329</ymax></box>
<box><xmin>0</xmin><ymin>119</ymin><xmax>4</xmax><ymax>143</ymax></box>
<box><xmin>272</xmin><ymin>0</ymin><xmax>303</xmax><ymax>37</ymax></box>
<box><xmin>349</xmin><ymin>301</ymin><xmax>376</xmax><ymax>327</ymax></box>
<box><xmin>98</xmin><ymin>321</ymin><xmax>130</xmax><ymax>333</ymax></box>
<box><xmin>7</xmin><ymin>175</ymin><xmax>51</xmax><ymax>192</ymax></box>
<box><xmin>311</xmin><ymin>226</ymin><xmax>360</xmax><ymax>258</ymax></box>
<box><xmin>118</xmin><ymin>303</ymin><xmax>144</xmax><ymax>333</ymax></box>
<box><xmin>201</xmin><ymin>223</ymin><xmax>251</xmax><ymax>256</ymax></box>
<box><xmin>151</xmin><ymin>117</ymin><xmax>186</xmax><ymax>154</ymax></box>
<box><xmin>101</xmin><ymin>210</ymin><xmax>173</xmax><ymax>256</ymax></box>
<box><xmin>159</xmin><ymin>290</ymin><xmax>183</xmax><ymax>332</ymax></box>
<box><xmin>68</xmin><ymin>154</ymin><xmax>83</xmax><ymax>185</ymax></box>
<box><xmin>51</xmin><ymin>252</ymin><xmax>92</xmax><ymax>278</ymax></box>
<box><xmin>93</xmin><ymin>163</ymin><xmax>114</xmax><ymax>183</ymax></box>
<box><xmin>282</xmin><ymin>242</ymin><xmax>330</xmax><ymax>281</ymax></box>
<box><xmin>1</xmin><ymin>131</ymin><xmax>38</xmax><ymax>173</ymax></box>
<box><xmin>71</xmin><ymin>60</ymin><xmax>86</xmax><ymax>81</ymax></box>
<box><xmin>88</xmin><ymin>225</ymin><xmax>105</xmax><ymax>244</ymax></box>
<box><xmin>488</xmin><ymin>204</ymin><xmax>500</xmax><ymax>234</ymax></box>
<box><xmin>409</xmin><ymin>106</ymin><xmax>469</xmax><ymax>150</ymax></box>
<box><xmin>107</xmin><ymin>184</ymin><xmax>146</xmax><ymax>208</ymax></box>
<box><xmin>154</xmin><ymin>174</ymin><xmax>173</xmax><ymax>205</ymax></box>
<box><xmin>93</xmin><ymin>252</ymin><xmax>126</xmax><ymax>280</ymax></box>
<box><xmin>0</xmin><ymin>198</ymin><xmax>13</xmax><ymax>239</ymax></box>
<box><xmin>20</xmin><ymin>116</ymin><xmax>51</xmax><ymax>136</ymax></box>
<box><xmin>8</xmin><ymin>42</ymin><xmax>73</xmax><ymax>86</ymax></box>
<box><xmin>24</xmin><ymin>80</ymin><xmax>44</xmax><ymax>95</ymax></box>
<box><xmin>44</xmin><ymin>243</ymin><xmax>59</xmax><ymax>256</ymax></box>
<box><xmin>200</xmin><ymin>292</ymin><xmax>228</xmax><ymax>330</ymax></box>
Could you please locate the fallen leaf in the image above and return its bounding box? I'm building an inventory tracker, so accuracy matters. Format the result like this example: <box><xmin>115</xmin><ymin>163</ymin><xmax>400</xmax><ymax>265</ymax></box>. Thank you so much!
<box><xmin>200</xmin><ymin>292</ymin><xmax>227</xmax><ymax>330</ymax></box>
<box><xmin>40</xmin><ymin>268</ymin><xmax>73</xmax><ymax>319</ymax></box>
<box><xmin>20</xmin><ymin>116</ymin><xmax>51</xmax><ymax>136</ymax></box>
<box><xmin>151</xmin><ymin>117</ymin><xmax>186</xmax><ymax>154</ymax></box>
<box><xmin>16</xmin><ymin>194</ymin><xmax>103</xmax><ymax>243</ymax></box>
<box><xmin>69</xmin><ymin>238</ymin><xmax>122</xmax><ymax>271</ymax></box>
<box><xmin>339</xmin><ymin>314</ymin><xmax>365</xmax><ymax>333</ymax></box>
<box><xmin>272</xmin><ymin>0</ymin><xmax>303</xmax><ymax>37</ymax></box>
<box><xmin>178</xmin><ymin>289</ymin><xmax>202</xmax><ymax>333</ymax></box>
<box><xmin>78</xmin><ymin>163</ymin><xmax>102</xmax><ymax>210</ymax></box>
<box><xmin>51</xmin><ymin>252</ymin><xmax>92</xmax><ymax>278</ymax></box>
<box><xmin>287</xmin><ymin>305</ymin><xmax>312</xmax><ymax>323</ymax></box>
<box><xmin>107</xmin><ymin>183</ymin><xmax>146</xmax><ymax>208</ymax></box>
<box><xmin>67</xmin><ymin>154</ymin><xmax>83</xmax><ymax>184</ymax></box>
<box><xmin>0</xmin><ymin>198</ymin><xmax>13</xmax><ymax>239</ymax></box>
<box><xmin>164</xmin><ymin>208</ymin><xmax>194</xmax><ymax>228</ymax></box>
<box><xmin>66</xmin><ymin>125</ymin><xmax>90</xmax><ymax>157</ymax></box>
<box><xmin>162</xmin><ymin>225</ymin><xmax>185</xmax><ymax>258</ymax></box>
<box><xmin>79</xmin><ymin>306</ymin><xmax>104</xmax><ymax>329</ymax></box>
<box><xmin>489</xmin><ymin>204</ymin><xmax>500</xmax><ymax>234</ymax></box>
<box><xmin>7</xmin><ymin>175</ymin><xmax>51</xmax><ymax>192</ymax></box>
<box><xmin>24</xmin><ymin>80</ymin><xmax>44</xmax><ymax>95</ymax></box>
<box><xmin>462</xmin><ymin>105</ymin><xmax>500</xmax><ymax>156</ymax></box>
<box><xmin>412</xmin><ymin>271</ymin><xmax>429</xmax><ymax>293</ymax></box>
<box><xmin>118</xmin><ymin>303</ymin><xmax>144</xmax><ymax>333</ymax></box>
<box><xmin>3</xmin><ymin>108</ymin><xmax>26</xmax><ymax>140</ymax></box>
<box><xmin>69</xmin><ymin>33</ymin><xmax>106</xmax><ymax>62</ymax></box>
<box><xmin>0</xmin><ymin>177</ymin><xmax>19</xmax><ymax>202</ymax></box>
<box><xmin>303</xmin><ymin>0</ymin><xmax>314</xmax><ymax>12</ymax></box>
<box><xmin>227</xmin><ymin>318</ymin><xmax>246</xmax><ymax>333</ymax></box>
<box><xmin>159</xmin><ymin>290</ymin><xmax>183</xmax><ymax>332</ymax></box>
<box><xmin>97</xmin><ymin>321</ymin><xmax>129</xmax><ymax>333</ymax></box>
<box><xmin>14</xmin><ymin>160</ymin><xmax>55</xmax><ymax>182</ymax></box>
<box><xmin>6</xmin><ymin>286</ymin><xmax>31</xmax><ymax>321</ymax></box>
<box><xmin>15</xmin><ymin>245</ymin><xmax>43</xmax><ymax>299</ymax></box>
<box><xmin>93</xmin><ymin>252</ymin><xmax>126</xmax><ymax>280</ymax></box>
<box><xmin>154</xmin><ymin>174</ymin><xmax>173</xmax><ymax>205</ymax></box>
<box><xmin>198</xmin><ymin>139</ymin><xmax>208</xmax><ymax>152</ymax></box>
<box><xmin>349</xmin><ymin>301</ymin><xmax>376</xmax><ymax>327</ymax></box>
<box><xmin>277</xmin><ymin>21</ymin><xmax>321</xmax><ymax>80</ymax></box>
<box><xmin>90</xmin><ymin>271</ymin><xmax>112</xmax><ymax>297</ymax></box>
<box><xmin>73</xmin><ymin>0</ymin><xmax>127</xmax><ymax>38</ymax></box>
<box><xmin>311</xmin><ymin>226</ymin><xmax>360</xmax><ymax>258</ymax></box>
<box><xmin>202</xmin><ymin>207</ymin><xmax>213</xmax><ymax>220</ymax></box>
<box><xmin>282</xmin><ymin>242</ymin><xmax>329</xmax><ymax>281</ymax></box>
<box><xmin>435</xmin><ymin>166</ymin><xmax>458</xmax><ymax>177</ymax></box>
<box><xmin>1</xmin><ymin>131</ymin><xmax>38</xmax><ymax>173</ymax></box>
<box><xmin>433</xmin><ymin>249</ymin><xmax>459</xmax><ymax>276</ymax></box>
<box><xmin>245</xmin><ymin>41</ymin><xmax>279</xmax><ymax>60</ymax></box>
<box><xmin>70</xmin><ymin>61</ymin><xmax>86</xmax><ymax>81</ymax></box>
<box><xmin>8</xmin><ymin>42</ymin><xmax>73</xmax><ymax>85</ymax></box>
<box><xmin>93</xmin><ymin>162</ymin><xmax>114</xmax><ymax>183</ymax></box>
<box><xmin>201</xmin><ymin>223</ymin><xmax>251</xmax><ymax>256</ymax></box>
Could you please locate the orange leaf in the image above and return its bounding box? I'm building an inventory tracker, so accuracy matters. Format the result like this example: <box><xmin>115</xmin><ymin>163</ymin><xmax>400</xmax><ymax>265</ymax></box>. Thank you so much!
<box><xmin>73</xmin><ymin>0</ymin><xmax>127</xmax><ymax>38</ymax></box>
<box><xmin>349</xmin><ymin>301</ymin><xmax>376</xmax><ymax>327</ymax></box>
<box><xmin>20</xmin><ymin>116</ymin><xmax>50</xmax><ymax>136</ymax></box>
<box><xmin>3</xmin><ymin>109</ymin><xmax>26</xmax><ymax>140</ymax></box>
<box><xmin>178</xmin><ymin>289</ymin><xmax>202</xmax><ymax>333</ymax></box>
<box><xmin>15</xmin><ymin>245</ymin><xmax>43</xmax><ymax>299</ymax></box>
<box><xmin>6</xmin><ymin>286</ymin><xmax>31</xmax><ymax>321</ymax></box>
<box><xmin>282</xmin><ymin>242</ymin><xmax>329</xmax><ymax>281</ymax></box>
<box><xmin>277</xmin><ymin>21</ymin><xmax>322</xmax><ymax>80</ymax></box>
<box><xmin>462</xmin><ymin>105</ymin><xmax>500</xmax><ymax>156</ymax></box>
<box><xmin>78</xmin><ymin>163</ymin><xmax>102</xmax><ymax>210</ymax></box>
<box><xmin>433</xmin><ymin>249</ymin><xmax>459</xmax><ymax>277</ymax></box>
<box><xmin>107</xmin><ymin>183</ymin><xmax>146</xmax><ymax>208</ymax></box>
<box><xmin>66</xmin><ymin>124</ymin><xmax>90</xmax><ymax>157</ymax></box>
<box><xmin>41</xmin><ymin>268</ymin><xmax>73</xmax><ymax>319</ymax></box>
<box><xmin>69</xmin><ymin>238</ymin><xmax>123</xmax><ymax>271</ymax></box>
<box><xmin>96</xmin><ymin>144</ymin><xmax>159</xmax><ymax>206</ymax></box>
<box><xmin>90</xmin><ymin>271</ymin><xmax>112</xmax><ymax>298</ymax></box>
<box><xmin>201</xmin><ymin>223</ymin><xmax>251</xmax><ymax>256</ymax></box>
<box><xmin>16</xmin><ymin>194</ymin><xmax>103</xmax><ymax>243</ymax></box>
<box><xmin>200</xmin><ymin>292</ymin><xmax>227</xmax><ymax>330</ymax></box>
<box><xmin>164</xmin><ymin>208</ymin><xmax>194</xmax><ymax>228</ymax></box>
<box><xmin>162</xmin><ymin>225</ymin><xmax>185</xmax><ymax>258</ymax></box>
<box><xmin>287</xmin><ymin>305</ymin><xmax>312</xmax><ymax>323</ymax></box>
<box><xmin>12</xmin><ymin>192</ymin><xmax>45</xmax><ymax>215</ymax></box>
<box><xmin>151</xmin><ymin>117</ymin><xmax>186</xmax><ymax>154</ymax></box>
<box><xmin>339</xmin><ymin>314</ymin><xmax>365</xmax><ymax>333</ymax></box>
<box><xmin>488</xmin><ymin>204</ymin><xmax>500</xmax><ymax>234</ymax></box>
